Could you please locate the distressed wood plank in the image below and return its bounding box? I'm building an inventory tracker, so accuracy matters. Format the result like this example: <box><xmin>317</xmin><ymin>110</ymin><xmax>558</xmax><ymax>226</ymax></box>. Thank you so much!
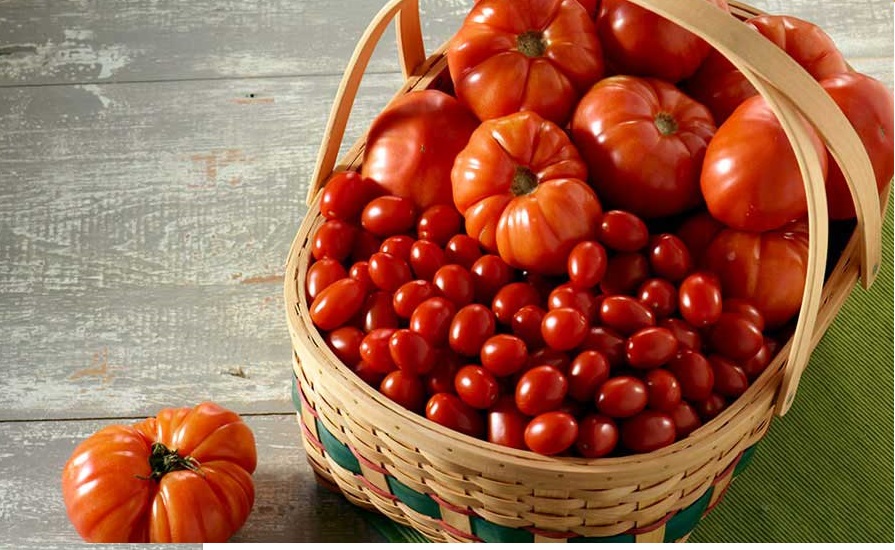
<box><xmin>0</xmin><ymin>414</ymin><xmax>384</xmax><ymax>544</ymax></box>
<box><xmin>0</xmin><ymin>0</ymin><xmax>471</xmax><ymax>86</ymax></box>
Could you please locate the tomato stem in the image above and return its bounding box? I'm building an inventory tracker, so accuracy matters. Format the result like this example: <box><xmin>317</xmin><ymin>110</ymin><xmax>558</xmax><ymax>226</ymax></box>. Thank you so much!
<box><xmin>517</xmin><ymin>30</ymin><xmax>546</xmax><ymax>58</ymax></box>
<box><xmin>137</xmin><ymin>442</ymin><xmax>203</xmax><ymax>481</ymax></box>
<box><xmin>511</xmin><ymin>166</ymin><xmax>539</xmax><ymax>196</ymax></box>
<box><xmin>654</xmin><ymin>112</ymin><xmax>679</xmax><ymax>135</ymax></box>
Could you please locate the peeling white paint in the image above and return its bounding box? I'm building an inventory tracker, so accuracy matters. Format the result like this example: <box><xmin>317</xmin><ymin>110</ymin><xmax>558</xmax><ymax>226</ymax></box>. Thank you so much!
<box><xmin>75</xmin><ymin>83</ymin><xmax>113</xmax><ymax>109</ymax></box>
<box><xmin>0</xmin><ymin>32</ymin><xmax>133</xmax><ymax>81</ymax></box>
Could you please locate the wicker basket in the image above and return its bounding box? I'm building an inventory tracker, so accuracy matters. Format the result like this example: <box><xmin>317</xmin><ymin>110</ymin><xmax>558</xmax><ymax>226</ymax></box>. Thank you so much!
<box><xmin>283</xmin><ymin>0</ymin><xmax>886</xmax><ymax>542</ymax></box>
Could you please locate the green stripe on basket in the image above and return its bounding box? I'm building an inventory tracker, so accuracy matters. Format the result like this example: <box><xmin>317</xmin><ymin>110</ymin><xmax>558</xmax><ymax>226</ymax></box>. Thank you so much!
<box><xmin>315</xmin><ymin>418</ymin><xmax>362</xmax><ymax>475</ymax></box>
<box><xmin>569</xmin><ymin>533</ymin><xmax>635</xmax><ymax>543</ymax></box>
<box><xmin>664</xmin><ymin>487</ymin><xmax>714</xmax><ymax>542</ymax></box>
<box><xmin>734</xmin><ymin>444</ymin><xmax>758</xmax><ymax>477</ymax></box>
<box><xmin>291</xmin><ymin>377</ymin><xmax>302</xmax><ymax>411</ymax></box>
<box><xmin>471</xmin><ymin>516</ymin><xmax>534</xmax><ymax>543</ymax></box>
<box><xmin>386</xmin><ymin>477</ymin><xmax>442</xmax><ymax>519</ymax></box>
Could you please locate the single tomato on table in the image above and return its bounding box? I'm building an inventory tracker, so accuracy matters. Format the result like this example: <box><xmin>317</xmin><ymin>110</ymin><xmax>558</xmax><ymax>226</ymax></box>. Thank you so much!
<box><xmin>62</xmin><ymin>402</ymin><xmax>256</xmax><ymax>543</ymax></box>
<box><xmin>452</xmin><ymin>110</ymin><xmax>602</xmax><ymax>274</ymax></box>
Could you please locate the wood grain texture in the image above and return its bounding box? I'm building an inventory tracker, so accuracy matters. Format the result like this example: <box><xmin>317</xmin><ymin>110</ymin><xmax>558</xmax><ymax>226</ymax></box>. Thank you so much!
<box><xmin>0</xmin><ymin>414</ymin><xmax>384</xmax><ymax>543</ymax></box>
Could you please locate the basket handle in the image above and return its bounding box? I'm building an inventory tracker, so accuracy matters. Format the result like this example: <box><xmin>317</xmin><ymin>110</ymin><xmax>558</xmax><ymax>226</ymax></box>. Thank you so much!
<box><xmin>305</xmin><ymin>0</ymin><xmax>425</xmax><ymax>206</ymax></box>
<box><xmin>624</xmin><ymin>0</ymin><xmax>882</xmax><ymax>415</ymax></box>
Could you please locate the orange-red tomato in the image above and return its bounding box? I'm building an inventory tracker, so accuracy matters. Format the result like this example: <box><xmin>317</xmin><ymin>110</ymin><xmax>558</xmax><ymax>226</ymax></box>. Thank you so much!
<box><xmin>362</xmin><ymin>90</ymin><xmax>478</xmax><ymax>210</ymax></box>
<box><xmin>62</xmin><ymin>402</ymin><xmax>256</xmax><ymax>543</ymax></box>
<box><xmin>452</xmin><ymin>110</ymin><xmax>602</xmax><ymax>274</ymax></box>
<box><xmin>448</xmin><ymin>0</ymin><xmax>603</xmax><ymax>124</ymax></box>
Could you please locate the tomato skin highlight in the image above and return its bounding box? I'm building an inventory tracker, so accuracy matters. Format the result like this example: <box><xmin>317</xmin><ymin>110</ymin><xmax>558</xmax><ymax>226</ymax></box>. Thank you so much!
<box><xmin>525</xmin><ymin>412</ymin><xmax>580</xmax><ymax>456</ymax></box>
<box><xmin>309</xmin><ymin>278</ymin><xmax>366</xmax><ymax>331</ymax></box>
<box><xmin>426</xmin><ymin>393</ymin><xmax>485</xmax><ymax>438</ymax></box>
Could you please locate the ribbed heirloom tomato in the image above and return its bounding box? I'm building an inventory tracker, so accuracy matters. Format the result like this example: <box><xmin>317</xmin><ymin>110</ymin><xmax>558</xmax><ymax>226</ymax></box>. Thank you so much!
<box><xmin>62</xmin><ymin>402</ymin><xmax>256</xmax><ymax>543</ymax></box>
<box><xmin>452</xmin><ymin>110</ymin><xmax>603</xmax><ymax>274</ymax></box>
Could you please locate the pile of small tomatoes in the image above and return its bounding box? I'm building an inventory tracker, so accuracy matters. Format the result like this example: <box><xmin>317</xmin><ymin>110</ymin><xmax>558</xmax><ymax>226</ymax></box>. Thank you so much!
<box><xmin>304</xmin><ymin>0</ymin><xmax>893</xmax><ymax>458</ymax></box>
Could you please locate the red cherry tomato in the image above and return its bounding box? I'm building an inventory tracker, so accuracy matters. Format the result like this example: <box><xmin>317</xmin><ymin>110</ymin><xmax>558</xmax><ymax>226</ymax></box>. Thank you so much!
<box><xmin>637</xmin><ymin>278</ymin><xmax>677</xmax><ymax>319</ymax></box>
<box><xmin>409</xmin><ymin>240</ymin><xmax>446</xmax><ymax>281</ymax></box>
<box><xmin>742</xmin><ymin>339</ymin><xmax>774</xmax><ymax>380</ymax></box>
<box><xmin>359</xmin><ymin>328</ymin><xmax>398</xmax><ymax>374</ymax></box>
<box><xmin>526</xmin><ymin>348</ymin><xmax>571</xmax><ymax>374</ymax></box>
<box><xmin>525</xmin><ymin>412</ymin><xmax>579</xmax><ymax>456</ymax></box>
<box><xmin>667</xmin><ymin>350</ymin><xmax>714</xmax><ymax>401</ymax></box>
<box><xmin>599</xmin><ymin>295</ymin><xmax>656</xmax><ymax>336</ymax></box>
<box><xmin>599</xmin><ymin>210</ymin><xmax>649</xmax><ymax>252</ymax></box>
<box><xmin>625</xmin><ymin>327</ymin><xmax>679</xmax><ymax>370</ymax></box>
<box><xmin>487</xmin><ymin>396</ymin><xmax>528</xmax><ymax>450</ymax></box>
<box><xmin>596</xmin><ymin>376</ymin><xmax>648</xmax><ymax>418</ymax></box>
<box><xmin>511</xmin><ymin>305</ymin><xmax>547</xmax><ymax>349</ymax></box>
<box><xmin>695</xmin><ymin>393</ymin><xmax>727</xmax><ymax>421</ymax></box>
<box><xmin>515</xmin><ymin>365</ymin><xmax>568</xmax><ymax>416</ymax></box>
<box><xmin>348</xmin><ymin>261</ymin><xmax>374</xmax><ymax>294</ymax></box>
<box><xmin>548</xmin><ymin>284</ymin><xmax>599</xmax><ymax>322</ymax></box>
<box><xmin>643</xmin><ymin>369</ymin><xmax>682</xmax><ymax>412</ymax></box>
<box><xmin>319</xmin><ymin>170</ymin><xmax>381</xmax><ymax>221</ymax></box>
<box><xmin>541</xmin><ymin>308</ymin><xmax>589</xmax><ymax>351</ymax></box>
<box><xmin>648</xmin><ymin>234</ymin><xmax>693</xmax><ymax>282</ymax></box>
<box><xmin>620</xmin><ymin>411</ymin><xmax>676</xmax><ymax>453</ymax></box>
<box><xmin>350</xmin><ymin>230</ymin><xmax>382</xmax><ymax>264</ymax></box>
<box><xmin>309</xmin><ymin>278</ymin><xmax>366</xmax><ymax>331</ymax></box>
<box><xmin>368</xmin><ymin>252</ymin><xmax>412</xmax><ymax>292</ymax></box>
<box><xmin>379</xmin><ymin>370</ymin><xmax>426</xmax><ymax>412</ymax></box>
<box><xmin>361</xmin><ymin>196</ymin><xmax>417</xmax><ymax>237</ymax></box>
<box><xmin>389</xmin><ymin>329</ymin><xmax>435</xmax><ymax>375</ymax></box>
<box><xmin>707</xmin><ymin>313</ymin><xmax>763</xmax><ymax>361</ymax></box>
<box><xmin>659</xmin><ymin>318</ymin><xmax>703</xmax><ymax>352</ymax></box>
<box><xmin>575</xmin><ymin>414</ymin><xmax>619</xmax><ymax>458</ymax></box>
<box><xmin>600</xmin><ymin>252</ymin><xmax>650</xmax><ymax>296</ymax></box>
<box><xmin>492</xmin><ymin>282</ymin><xmax>543</xmax><ymax>325</ymax></box>
<box><xmin>380</xmin><ymin>235</ymin><xmax>415</xmax><ymax>262</ymax></box>
<box><xmin>709</xmin><ymin>355</ymin><xmax>749</xmax><ymax>398</ymax></box>
<box><xmin>354</xmin><ymin>361</ymin><xmax>386</xmax><ymax>387</ymax></box>
<box><xmin>480</xmin><ymin>334</ymin><xmax>528</xmax><ymax>377</ymax></box>
<box><xmin>470</xmin><ymin>255</ymin><xmax>513</xmax><ymax>303</ymax></box>
<box><xmin>444</xmin><ymin>235</ymin><xmax>482</xmax><ymax>269</ymax></box>
<box><xmin>568</xmin><ymin>240</ymin><xmax>608</xmax><ymax>290</ymax></box>
<box><xmin>306</xmin><ymin>258</ymin><xmax>348</xmax><ymax>301</ymax></box>
<box><xmin>579</xmin><ymin>326</ymin><xmax>627</xmax><ymax>368</ymax></box>
<box><xmin>424</xmin><ymin>350</ymin><xmax>462</xmax><ymax>396</ymax></box>
<box><xmin>449</xmin><ymin>304</ymin><xmax>497</xmax><ymax>357</ymax></box>
<box><xmin>567</xmin><ymin>351</ymin><xmax>610</xmax><ymax>403</ymax></box>
<box><xmin>670</xmin><ymin>402</ymin><xmax>702</xmax><ymax>438</ymax></box>
<box><xmin>454</xmin><ymin>365</ymin><xmax>500</xmax><ymax>410</ymax></box>
<box><xmin>360</xmin><ymin>290</ymin><xmax>399</xmax><ymax>332</ymax></box>
<box><xmin>312</xmin><ymin>219</ymin><xmax>357</xmax><ymax>262</ymax></box>
<box><xmin>426</xmin><ymin>393</ymin><xmax>485</xmax><ymax>438</ymax></box>
<box><xmin>433</xmin><ymin>264</ymin><xmax>476</xmax><ymax>307</ymax></box>
<box><xmin>393</xmin><ymin>280</ymin><xmax>440</xmax><ymax>319</ymax></box>
<box><xmin>325</xmin><ymin>326</ymin><xmax>364</xmax><ymax>367</ymax></box>
<box><xmin>417</xmin><ymin>204</ymin><xmax>462</xmax><ymax>247</ymax></box>
<box><xmin>722</xmin><ymin>299</ymin><xmax>766</xmax><ymax>332</ymax></box>
<box><xmin>675</xmin><ymin>210</ymin><xmax>724</xmax><ymax>265</ymax></box>
<box><xmin>678</xmin><ymin>272</ymin><xmax>723</xmax><ymax>327</ymax></box>
<box><xmin>410</xmin><ymin>297</ymin><xmax>457</xmax><ymax>347</ymax></box>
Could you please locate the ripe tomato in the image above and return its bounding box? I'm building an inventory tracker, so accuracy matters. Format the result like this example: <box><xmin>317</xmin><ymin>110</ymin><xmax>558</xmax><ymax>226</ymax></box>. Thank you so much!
<box><xmin>306</xmin><ymin>259</ymin><xmax>348</xmax><ymax>301</ymax></box>
<box><xmin>470</xmin><ymin>255</ymin><xmax>514</xmax><ymax>303</ymax></box>
<box><xmin>675</xmin><ymin>210</ymin><xmax>724</xmax><ymax>265</ymax></box>
<box><xmin>309</xmin><ymin>278</ymin><xmax>366</xmax><ymax>331</ymax></box>
<box><xmin>393</xmin><ymin>280</ymin><xmax>440</xmax><ymax>319</ymax></box>
<box><xmin>600</xmin><ymin>252</ymin><xmax>650</xmax><ymax>296</ymax></box>
<box><xmin>311</xmin><ymin>219</ymin><xmax>357</xmax><ymax>262</ymax></box>
<box><xmin>487</xmin><ymin>396</ymin><xmax>529</xmax><ymax>450</ymax></box>
<box><xmin>678</xmin><ymin>272</ymin><xmax>723</xmax><ymax>328</ymax></box>
<box><xmin>821</xmin><ymin>72</ymin><xmax>894</xmax><ymax>220</ymax></box>
<box><xmin>350</xmin><ymin>230</ymin><xmax>381</xmax><ymax>264</ymax></box>
<box><xmin>670</xmin><ymin>402</ymin><xmax>702</xmax><ymax>438</ymax></box>
<box><xmin>379</xmin><ymin>235</ymin><xmax>415</xmax><ymax>262</ymax></box>
<box><xmin>568</xmin><ymin>240</ymin><xmax>608</xmax><ymax>289</ymax></box>
<box><xmin>575</xmin><ymin>414</ymin><xmax>618</xmax><ymax>458</ymax></box>
<box><xmin>516</xmin><ymin>365</ymin><xmax>569</xmax><ymax>416</ymax></box>
<box><xmin>620</xmin><ymin>411</ymin><xmax>676</xmax><ymax>453</ymax></box>
<box><xmin>567</xmin><ymin>350</ymin><xmax>610</xmax><ymax>402</ymax></box>
<box><xmin>362</xmin><ymin>90</ymin><xmax>479</xmax><ymax>210</ymax></box>
<box><xmin>648</xmin><ymin>234</ymin><xmax>693</xmax><ymax>283</ymax></box>
<box><xmin>449</xmin><ymin>304</ymin><xmax>497</xmax><ymax>357</ymax></box>
<box><xmin>62</xmin><ymin>402</ymin><xmax>256</xmax><ymax>543</ymax></box>
<box><xmin>417</xmin><ymin>204</ymin><xmax>462</xmax><ymax>246</ymax></box>
<box><xmin>480</xmin><ymin>334</ymin><xmax>528</xmax><ymax>377</ymax></box>
<box><xmin>354</xmin><ymin>361</ymin><xmax>387</xmax><ymax>387</ymax></box>
<box><xmin>359</xmin><ymin>328</ymin><xmax>398</xmax><ymax>374</ymax></box>
<box><xmin>707</xmin><ymin>312</ymin><xmax>763</xmax><ymax>361</ymax></box>
<box><xmin>626</xmin><ymin>327</ymin><xmax>679</xmax><ymax>370</ymax></box>
<box><xmin>409</xmin><ymin>240</ymin><xmax>447</xmax><ymax>281</ymax></box>
<box><xmin>686</xmin><ymin>15</ymin><xmax>849</xmax><ymax>124</ymax></box>
<box><xmin>524</xmin><ymin>412</ymin><xmax>579</xmax><ymax>456</ymax></box>
<box><xmin>368</xmin><ymin>252</ymin><xmax>413</xmax><ymax>292</ymax></box>
<box><xmin>643</xmin><ymin>369</ymin><xmax>683</xmax><ymax>412</ymax></box>
<box><xmin>742</xmin><ymin>339</ymin><xmax>774</xmax><ymax>380</ymax></box>
<box><xmin>452</xmin><ymin>110</ymin><xmax>602</xmax><ymax>274</ymax></box>
<box><xmin>360</xmin><ymin>196</ymin><xmax>417</xmax><ymax>237</ymax></box>
<box><xmin>695</xmin><ymin>393</ymin><xmax>727</xmax><ymax>421</ymax></box>
<box><xmin>598</xmin><ymin>210</ymin><xmax>649</xmax><ymax>252</ymax></box>
<box><xmin>548</xmin><ymin>284</ymin><xmax>600</xmax><ymax>322</ymax></box>
<box><xmin>659</xmin><ymin>318</ymin><xmax>702</xmax><ymax>352</ymax></box>
<box><xmin>511</xmin><ymin>305</ymin><xmax>548</xmax><ymax>349</ymax></box>
<box><xmin>410</xmin><ymin>297</ymin><xmax>457</xmax><ymax>347</ymax></box>
<box><xmin>571</xmin><ymin>76</ymin><xmax>715</xmax><ymax>218</ymax></box>
<box><xmin>579</xmin><ymin>326</ymin><xmax>626</xmax><ymax>368</ymax></box>
<box><xmin>667</xmin><ymin>350</ymin><xmax>714</xmax><ymax>401</ymax></box>
<box><xmin>709</xmin><ymin>355</ymin><xmax>749</xmax><ymax>398</ymax></box>
<box><xmin>348</xmin><ymin>261</ymin><xmax>375</xmax><ymax>294</ymax></box>
<box><xmin>541</xmin><ymin>307</ymin><xmax>589</xmax><ymax>351</ymax></box>
<box><xmin>701</xmin><ymin>95</ymin><xmax>828</xmax><ymax>232</ymax></box>
<box><xmin>359</xmin><ymin>290</ymin><xmax>399</xmax><ymax>332</ymax></box>
<box><xmin>433</xmin><ymin>264</ymin><xmax>475</xmax><ymax>307</ymax></box>
<box><xmin>722</xmin><ymin>298</ymin><xmax>766</xmax><ymax>332</ymax></box>
<box><xmin>599</xmin><ymin>295</ymin><xmax>655</xmax><ymax>336</ymax></box>
<box><xmin>326</xmin><ymin>326</ymin><xmax>365</xmax><ymax>367</ymax></box>
<box><xmin>444</xmin><ymin>235</ymin><xmax>483</xmax><ymax>269</ymax></box>
<box><xmin>389</xmin><ymin>329</ymin><xmax>435</xmax><ymax>375</ymax></box>
<box><xmin>703</xmin><ymin>220</ymin><xmax>808</xmax><ymax>328</ymax></box>
<box><xmin>596</xmin><ymin>376</ymin><xmax>648</xmax><ymax>418</ymax></box>
<box><xmin>447</xmin><ymin>0</ymin><xmax>603</xmax><ymax>124</ymax></box>
<box><xmin>319</xmin><ymin>170</ymin><xmax>381</xmax><ymax>221</ymax></box>
<box><xmin>425</xmin><ymin>393</ymin><xmax>485</xmax><ymax>438</ymax></box>
<box><xmin>637</xmin><ymin>278</ymin><xmax>678</xmax><ymax>319</ymax></box>
<box><xmin>425</xmin><ymin>350</ymin><xmax>462</xmax><ymax>396</ymax></box>
<box><xmin>596</xmin><ymin>0</ymin><xmax>729</xmax><ymax>82</ymax></box>
<box><xmin>492</xmin><ymin>282</ymin><xmax>543</xmax><ymax>325</ymax></box>
<box><xmin>526</xmin><ymin>348</ymin><xmax>572</xmax><ymax>373</ymax></box>
<box><xmin>455</xmin><ymin>365</ymin><xmax>501</xmax><ymax>409</ymax></box>
<box><xmin>380</xmin><ymin>370</ymin><xmax>426</xmax><ymax>412</ymax></box>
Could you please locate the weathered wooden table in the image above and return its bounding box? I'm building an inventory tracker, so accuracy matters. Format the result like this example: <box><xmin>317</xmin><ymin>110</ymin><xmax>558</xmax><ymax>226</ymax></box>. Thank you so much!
<box><xmin>0</xmin><ymin>0</ymin><xmax>891</xmax><ymax>544</ymax></box>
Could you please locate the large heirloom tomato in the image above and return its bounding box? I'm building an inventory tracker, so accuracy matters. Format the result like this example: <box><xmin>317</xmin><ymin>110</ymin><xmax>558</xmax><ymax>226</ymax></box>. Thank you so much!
<box><xmin>703</xmin><ymin>219</ymin><xmax>809</xmax><ymax>328</ymax></box>
<box><xmin>820</xmin><ymin>72</ymin><xmax>894</xmax><ymax>220</ymax></box>
<box><xmin>452</xmin><ymin>110</ymin><xmax>602</xmax><ymax>274</ymax></box>
<box><xmin>701</xmin><ymin>95</ymin><xmax>828</xmax><ymax>232</ymax></box>
<box><xmin>596</xmin><ymin>0</ymin><xmax>729</xmax><ymax>83</ymax></box>
<box><xmin>447</xmin><ymin>0</ymin><xmax>603</xmax><ymax>125</ymax></box>
<box><xmin>62</xmin><ymin>402</ymin><xmax>257</xmax><ymax>543</ymax></box>
<box><xmin>570</xmin><ymin>75</ymin><xmax>716</xmax><ymax>218</ymax></box>
<box><xmin>362</xmin><ymin>90</ymin><xmax>479</xmax><ymax>210</ymax></box>
<box><xmin>686</xmin><ymin>15</ymin><xmax>849</xmax><ymax>124</ymax></box>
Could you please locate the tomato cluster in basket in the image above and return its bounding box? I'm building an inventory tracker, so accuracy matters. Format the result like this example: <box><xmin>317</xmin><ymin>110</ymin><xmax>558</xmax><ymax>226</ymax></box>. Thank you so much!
<box><xmin>305</xmin><ymin>0</ymin><xmax>893</xmax><ymax>458</ymax></box>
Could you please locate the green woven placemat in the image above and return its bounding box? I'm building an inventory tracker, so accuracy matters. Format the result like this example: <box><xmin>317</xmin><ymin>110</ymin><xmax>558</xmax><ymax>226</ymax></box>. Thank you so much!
<box><xmin>369</xmin><ymin>207</ymin><xmax>894</xmax><ymax>544</ymax></box>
